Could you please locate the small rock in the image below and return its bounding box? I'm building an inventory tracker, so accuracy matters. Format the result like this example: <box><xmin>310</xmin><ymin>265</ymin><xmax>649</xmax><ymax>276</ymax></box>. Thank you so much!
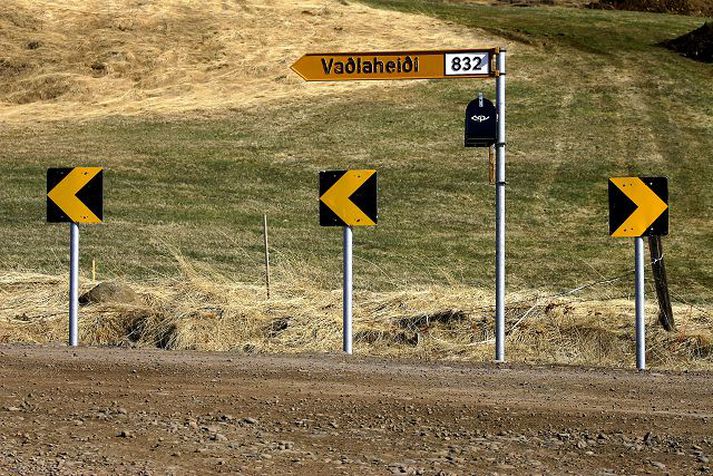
<box><xmin>699</xmin><ymin>455</ymin><xmax>710</xmax><ymax>464</ymax></box>
<box><xmin>242</xmin><ymin>417</ymin><xmax>258</xmax><ymax>425</ymax></box>
<box><xmin>117</xmin><ymin>430</ymin><xmax>133</xmax><ymax>438</ymax></box>
<box><xmin>79</xmin><ymin>281</ymin><xmax>140</xmax><ymax>306</ymax></box>
<box><xmin>211</xmin><ymin>433</ymin><xmax>228</xmax><ymax>442</ymax></box>
<box><xmin>651</xmin><ymin>461</ymin><xmax>666</xmax><ymax>470</ymax></box>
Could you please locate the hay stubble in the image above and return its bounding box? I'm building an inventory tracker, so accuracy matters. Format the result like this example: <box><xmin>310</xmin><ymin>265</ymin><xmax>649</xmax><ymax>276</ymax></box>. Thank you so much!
<box><xmin>0</xmin><ymin>0</ymin><xmax>502</xmax><ymax>122</ymax></box>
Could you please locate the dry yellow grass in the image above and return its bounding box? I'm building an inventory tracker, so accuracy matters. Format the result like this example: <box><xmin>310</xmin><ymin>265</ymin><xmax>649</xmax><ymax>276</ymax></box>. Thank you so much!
<box><xmin>1</xmin><ymin>2</ymin><xmax>709</xmax><ymax>370</ymax></box>
<box><xmin>1</xmin><ymin>257</ymin><xmax>711</xmax><ymax>370</ymax></box>
<box><xmin>0</xmin><ymin>0</ymin><xmax>504</xmax><ymax>122</ymax></box>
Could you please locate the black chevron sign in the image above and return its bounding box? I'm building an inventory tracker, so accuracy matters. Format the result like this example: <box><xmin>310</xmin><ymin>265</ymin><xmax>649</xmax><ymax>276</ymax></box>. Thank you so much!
<box><xmin>608</xmin><ymin>177</ymin><xmax>668</xmax><ymax>238</ymax></box>
<box><xmin>47</xmin><ymin>167</ymin><xmax>104</xmax><ymax>224</ymax></box>
<box><xmin>319</xmin><ymin>170</ymin><xmax>377</xmax><ymax>227</ymax></box>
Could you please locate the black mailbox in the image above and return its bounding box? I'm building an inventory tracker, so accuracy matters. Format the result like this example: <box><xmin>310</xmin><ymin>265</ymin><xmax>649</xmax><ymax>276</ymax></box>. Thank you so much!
<box><xmin>465</xmin><ymin>96</ymin><xmax>496</xmax><ymax>148</ymax></box>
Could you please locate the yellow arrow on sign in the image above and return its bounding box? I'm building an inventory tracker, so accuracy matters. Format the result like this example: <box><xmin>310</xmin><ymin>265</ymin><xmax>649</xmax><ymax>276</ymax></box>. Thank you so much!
<box><xmin>610</xmin><ymin>177</ymin><xmax>668</xmax><ymax>237</ymax></box>
<box><xmin>47</xmin><ymin>167</ymin><xmax>102</xmax><ymax>224</ymax></box>
<box><xmin>320</xmin><ymin>170</ymin><xmax>376</xmax><ymax>226</ymax></box>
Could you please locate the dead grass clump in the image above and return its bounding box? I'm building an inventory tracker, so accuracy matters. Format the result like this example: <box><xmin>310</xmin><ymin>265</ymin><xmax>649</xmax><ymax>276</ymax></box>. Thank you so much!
<box><xmin>666</xmin><ymin>332</ymin><xmax>712</xmax><ymax>359</ymax></box>
<box><xmin>354</xmin><ymin>329</ymin><xmax>387</xmax><ymax>344</ymax></box>
<box><xmin>266</xmin><ymin>316</ymin><xmax>292</xmax><ymax>338</ymax></box>
<box><xmin>1</xmin><ymin>260</ymin><xmax>712</xmax><ymax>370</ymax></box>
<box><xmin>0</xmin><ymin>58</ymin><xmax>31</xmax><ymax>77</ymax></box>
<box><xmin>80</xmin><ymin>308</ymin><xmax>159</xmax><ymax>347</ymax></box>
<box><xmin>398</xmin><ymin>309</ymin><xmax>468</xmax><ymax>331</ymax></box>
<box><xmin>7</xmin><ymin>74</ymin><xmax>89</xmax><ymax>104</ymax></box>
<box><xmin>355</xmin><ymin>329</ymin><xmax>420</xmax><ymax>347</ymax></box>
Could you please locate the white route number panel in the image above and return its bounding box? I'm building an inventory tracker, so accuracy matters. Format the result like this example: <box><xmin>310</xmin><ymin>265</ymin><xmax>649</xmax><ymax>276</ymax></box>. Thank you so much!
<box><xmin>444</xmin><ymin>52</ymin><xmax>490</xmax><ymax>76</ymax></box>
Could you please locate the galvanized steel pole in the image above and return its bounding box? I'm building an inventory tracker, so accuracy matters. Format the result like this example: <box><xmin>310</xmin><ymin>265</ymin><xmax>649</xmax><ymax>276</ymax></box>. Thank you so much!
<box><xmin>495</xmin><ymin>49</ymin><xmax>507</xmax><ymax>362</ymax></box>
<box><xmin>69</xmin><ymin>223</ymin><xmax>79</xmax><ymax>347</ymax></box>
<box><xmin>343</xmin><ymin>226</ymin><xmax>353</xmax><ymax>354</ymax></box>
<box><xmin>635</xmin><ymin>237</ymin><xmax>645</xmax><ymax>370</ymax></box>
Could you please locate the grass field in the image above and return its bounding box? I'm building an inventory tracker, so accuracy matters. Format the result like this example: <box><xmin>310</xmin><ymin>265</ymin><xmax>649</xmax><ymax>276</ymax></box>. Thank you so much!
<box><xmin>0</xmin><ymin>1</ymin><xmax>712</xmax><ymax>365</ymax></box>
<box><xmin>1</xmin><ymin>2</ymin><xmax>710</xmax><ymax>296</ymax></box>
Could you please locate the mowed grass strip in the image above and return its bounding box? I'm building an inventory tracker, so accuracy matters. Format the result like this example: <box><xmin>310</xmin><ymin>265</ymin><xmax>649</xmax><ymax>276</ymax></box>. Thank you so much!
<box><xmin>0</xmin><ymin>2</ymin><xmax>711</xmax><ymax>304</ymax></box>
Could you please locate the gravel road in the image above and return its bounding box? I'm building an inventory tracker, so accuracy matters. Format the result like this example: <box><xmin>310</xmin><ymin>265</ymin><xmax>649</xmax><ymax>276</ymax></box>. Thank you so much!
<box><xmin>0</xmin><ymin>345</ymin><xmax>711</xmax><ymax>475</ymax></box>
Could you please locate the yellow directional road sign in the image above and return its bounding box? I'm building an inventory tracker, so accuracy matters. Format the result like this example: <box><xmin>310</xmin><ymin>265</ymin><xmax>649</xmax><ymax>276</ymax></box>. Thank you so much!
<box><xmin>292</xmin><ymin>49</ymin><xmax>496</xmax><ymax>81</ymax></box>
<box><xmin>608</xmin><ymin>177</ymin><xmax>668</xmax><ymax>237</ymax></box>
<box><xmin>47</xmin><ymin>167</ymin><xmax>103</xmax><ymax>224</ymax></box>
<box><xmin>320</xmin><ymin>170</ymin><xmax>377</xmax><ymax>227</ymax></box>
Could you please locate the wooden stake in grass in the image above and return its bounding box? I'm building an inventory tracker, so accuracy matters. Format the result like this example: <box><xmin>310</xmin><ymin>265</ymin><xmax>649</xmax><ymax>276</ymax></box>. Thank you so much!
<box><xmin>92</xmin><ymin>258</ymin><xmax>96</xmax><ymax>283</ymax></box>
<box><xmin>648</xmin><ymin>235</ymin><xmax>674</xmax><ymax>331</ymax></box>
<box><xmin>263</xmin><ymin>214</ymin><xmax>271</xmax><ymax>300</ymax></box>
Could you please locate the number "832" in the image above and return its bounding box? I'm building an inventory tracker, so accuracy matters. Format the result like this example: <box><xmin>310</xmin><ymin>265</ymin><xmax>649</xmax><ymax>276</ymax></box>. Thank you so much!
<box><xmin>444</xmin><ymin>52</ymin><xmax>488</xmax><ymax>75</ymax></box>
<box><xmin>452</xmin><ymin>56</ymin><xmax>482</xmax><ymax>71</ymax></box>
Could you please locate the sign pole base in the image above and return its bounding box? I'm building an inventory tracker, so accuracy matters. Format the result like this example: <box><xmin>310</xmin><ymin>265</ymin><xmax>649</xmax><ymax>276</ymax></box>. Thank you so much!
<box><xmin>69</xmin><ymin>223</ymin><xmax>79</xmax><ymax>347</ymax></box>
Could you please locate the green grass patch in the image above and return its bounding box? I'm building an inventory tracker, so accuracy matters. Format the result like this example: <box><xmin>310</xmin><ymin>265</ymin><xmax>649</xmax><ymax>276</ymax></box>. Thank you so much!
<box><xmin>0</xmin><ymin>2</ymin><xmax>711</xmax><ymax>306</ymax></box>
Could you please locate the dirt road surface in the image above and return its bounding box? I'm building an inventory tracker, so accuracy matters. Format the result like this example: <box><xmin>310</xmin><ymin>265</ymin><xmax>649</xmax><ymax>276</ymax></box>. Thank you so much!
<box><xmin>0</xmin><ymin>345</ymin><xmax>711</xmax><ymax>475</ymax></box>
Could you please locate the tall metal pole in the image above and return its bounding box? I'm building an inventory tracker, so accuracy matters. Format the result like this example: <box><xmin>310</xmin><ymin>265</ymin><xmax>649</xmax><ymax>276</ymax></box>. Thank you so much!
<box><xmin>343</xmin><ymin>226</ymin><xmax>353</xmax><ymax>354</ymax></box>
<box><xmin>69</xmin><ymin>223</ymin><xmax>79</xmax><ymax>347</ymax></box>
<box><xmin>495</xmin><ymin>49</ymin><xmax>507</xmax><ymax>362</ymax></box>
<box><xmin>635</xmin><ymin>237</ymin><xmax>645</xmax><ymax>370</ymax></box>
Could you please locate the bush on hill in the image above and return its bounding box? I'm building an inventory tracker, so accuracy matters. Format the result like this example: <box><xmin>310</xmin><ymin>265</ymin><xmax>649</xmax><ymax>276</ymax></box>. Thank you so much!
<box><xmin>589</xmin><ymin>0</ymin><xmax>713</xmax><ymax>16</ymax></box>
<box><xmin>661</xmin><ymin>22</ymin><xmax>713</xmax><ymax>62</ymax></box>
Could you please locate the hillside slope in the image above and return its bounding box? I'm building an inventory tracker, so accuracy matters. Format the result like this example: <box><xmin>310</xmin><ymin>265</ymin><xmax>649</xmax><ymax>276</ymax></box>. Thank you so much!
<box><xmin>0</xmin><ymin>1</ymin><xmax>711</xmax><ymax>367</ymax></box>
<box><xmin>0</xmin><ymin>0</ymin><xmax>501</xmax><ymax>122</ymax></box>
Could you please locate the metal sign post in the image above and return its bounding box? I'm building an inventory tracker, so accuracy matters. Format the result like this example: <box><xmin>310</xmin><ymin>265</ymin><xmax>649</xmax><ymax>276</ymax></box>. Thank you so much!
<box><xmin>319</xmin><ymin>170</ymin><xmax>377</xmax><ymax>354</ymax></box>
<box><xmin>47</xmin><ymin>167</ymin><xmax>104</xmax><ymax>347</ymax></box>
<box><xmin>495</xmin><ymin>49</ymin><xmax>507</xmax><ymax>362</ymax></box>
<box><xmin>343</xmin><ymin>226</ymin><xmax>353</xmax><ymax>354</ymax></box>
<box><xmin>634</xmin><ymin>237</ymin><xmax>645</xmax><ymax>370</ymax></box>
<box><xmin>608</xmin><ymin>176</ymin><xmax>668</xmax><ymax>370</ymax></box>
<box><xmin>69</xmin><ymin>223</ymin><xmax>79</xmax><ymax>347</ymax></box>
